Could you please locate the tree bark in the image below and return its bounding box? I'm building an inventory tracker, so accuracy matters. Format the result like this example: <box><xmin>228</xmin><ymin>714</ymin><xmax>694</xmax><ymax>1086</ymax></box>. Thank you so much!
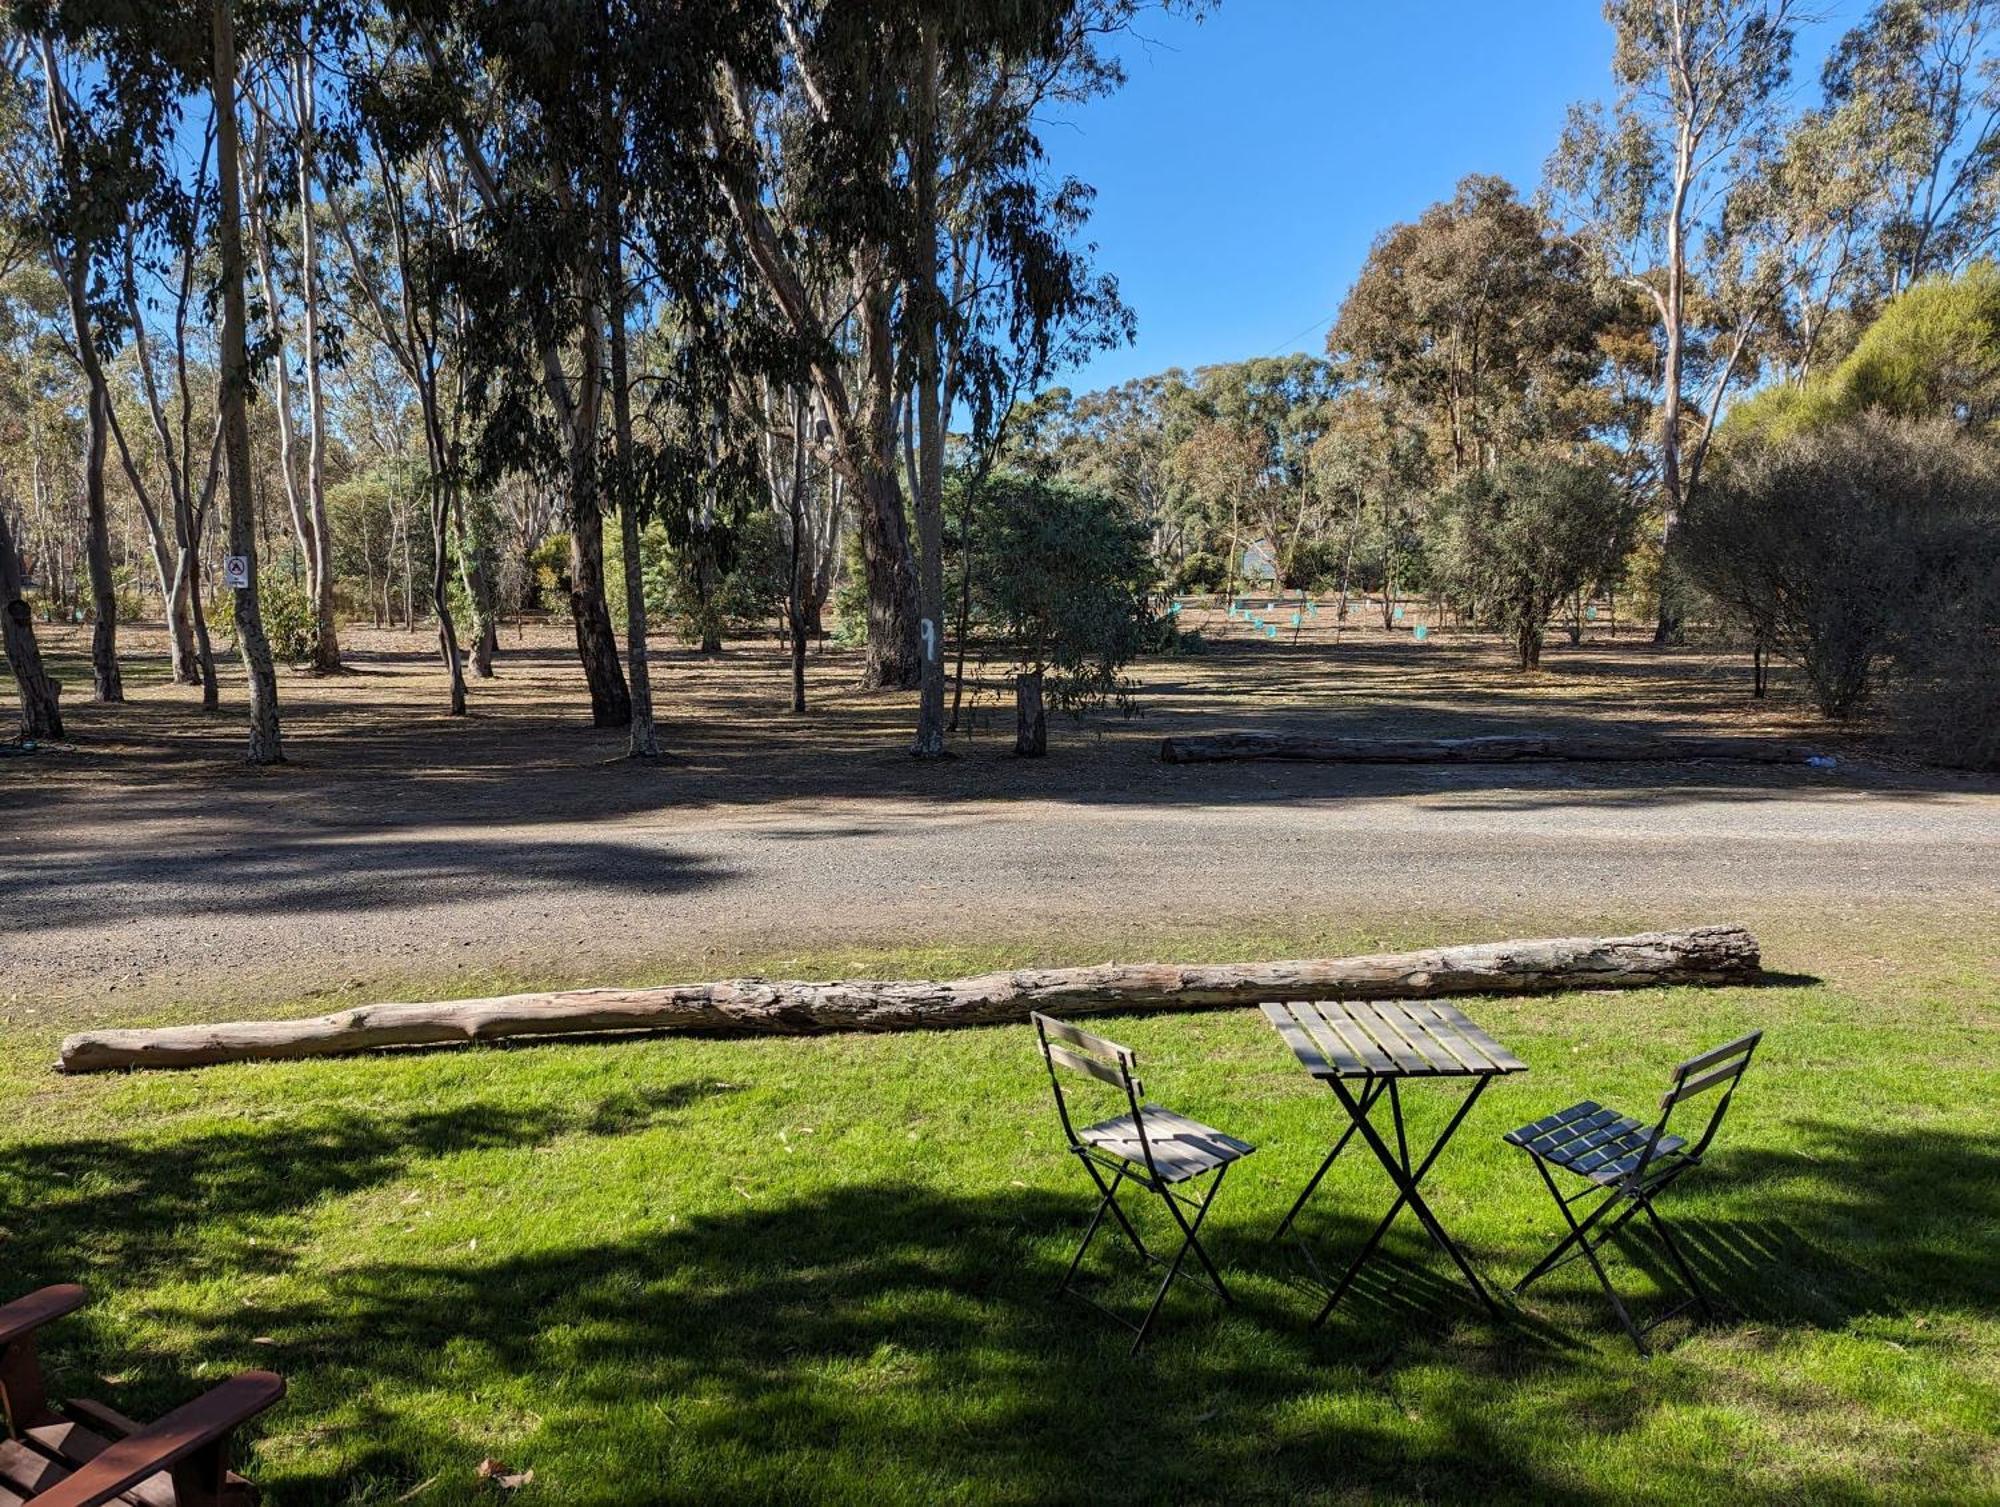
<box><xmin>1159</xmin><ymin>731</ymin><xmax>1824</xmax><ymax>765</ymax></box>
<box><xmin>1014</xmin><ymin>668</ymin><xmax>1045</xmax><ymax>757</ymax></box>
<box><xmin>856</xmin><ymin>282</ymin><xmax>920</xmax><ymax>690</ymax></box>
<box><xmin>907</xmin><ymin>22</ymin><xmax>947</xmax><ymax>756</ymax></box>
<box><xmin>39</xmin><ymin>42</ymin><xmax>121</xmax><ymax>703</ymax></box>
<box><xmin>1</xmin><ymin>503</ymin><xmax>63</xmax><ymax>739</ymax></box>
<box><xmin>55</xmin><ymin>925</ymin><xmax>1762</xmax><ymax>1071</ymax></box>
<box><xmin>212</xmin><ymin>0</ymin><xmax>282</xmax><ymax>764</ymax></box>
<box><xmin>293</xmin><ymin>52</ymin><xmax>340</xmax><ymax>673</ymax></box>
<box><xmin>80</xmin><ymin>381</ymin><xmax>121</xmax><ymax>702</ymax></box>
<box><xmin>602</xmin><ymin>128</ymin><xmax>656</xmax><ymax>759</ymax></box>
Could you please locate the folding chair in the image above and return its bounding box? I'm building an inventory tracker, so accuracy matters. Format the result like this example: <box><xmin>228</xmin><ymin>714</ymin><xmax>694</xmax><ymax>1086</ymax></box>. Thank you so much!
<box><xmin>1031</xmin><ymin>1012</ymin><xmax>1253</xmax><ymax>1352</ymax></box>
<box><xmin>1504</xmin><ymin>1030</ymin><xmax>1762</xmax><ymax>1355</ymax></box>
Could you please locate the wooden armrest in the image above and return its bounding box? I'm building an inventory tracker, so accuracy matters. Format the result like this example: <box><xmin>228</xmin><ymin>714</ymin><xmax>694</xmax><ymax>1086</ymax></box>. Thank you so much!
<box><xmin>0</xmin><ymin>1285</ymin><xmax>86</xmax><ymax>1348</ymax></box>
<box><xmin>27</xmin><ymin>1371</ymin><xmax>284</xmax><ymax>1507</ymax></box>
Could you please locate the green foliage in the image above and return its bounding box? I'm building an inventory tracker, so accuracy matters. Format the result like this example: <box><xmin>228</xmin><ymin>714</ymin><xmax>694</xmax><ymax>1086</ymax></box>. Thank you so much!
<box><xmin>1332</xmin><ymin>174</ymin><xmax>1609</xmax><ymax>468</ymax></box>
<box><xmin>832</xmin><ymin>527</ymin><xmax>871</xmax><ymax>646</ymax></box>
<box><xmin>1169</xmin><ymin>549</ymin><xmax>1227</xmax><ymax>595</ymax></box>
<box><xmin>1282</xmin><ymin>537</ymin><xmax>1345</xmax><ymax>593</ymax></box>
<box><xmin>1837</xmin><ymin>261</ymin><xmax>2000</xmax><ymax>425</ymax></box>
<box><xmin>257</xmin><ymin>572</ymin><xmax>318</xmax><ymax>665</ymax></box>
<box><xmin>638</xmin><ymin>510</ymin><xmax>783</xmax><ymax>650</ymax></box>
<box><xmin>1725</xmin><ymin>264</ymin><xmax>2000</xmax><ymax>447</ymax></box>
<box><xmin>1682</xmin><ymin>412</ymin><xmax>1999</xmax><ymax>724</ymax></box>
<box><xmin>1429</xmin><ymin>459</ymin><xmax>1636</xmax><ymax>670</ymax></box>
<box><xmin>528</xmin><ymin>534</ymin><xmax>573</xmax><ymax>615</ymax></box>
<box><xmin>967</xmin><ymin>472</ymin><xmax>1154</xmax><ymax>717</ymax></box>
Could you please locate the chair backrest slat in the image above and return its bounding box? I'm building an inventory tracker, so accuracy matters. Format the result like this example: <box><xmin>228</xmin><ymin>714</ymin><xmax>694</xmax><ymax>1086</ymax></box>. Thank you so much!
<box><xmin>1660</xmin><ymin>1030</ymin><xmax>1761</xmax><ymax>1109</ymax></box>
<box><xmin>1650</xmin><ymin>1028</ymin><xmax>1763</xmax><ymax>1169</ymax></box>
<box><xmin>1672</xmin><ymin>1031</ymin><xmax>1761</xmax><ymax>1081</ymax></box>
<box><xmin>1662</xmin><ymin>1058</ymin><xmax>1749</xmax><ymax>1106</ymax></box>
<box><xmin>1045</xmin><ymin>1041</ymin><xmax>1128</xmax><ymax>1090</ymax></box>
<box><xmin>1035</xmin><ymin>1014</ymin><xmax>1129</xmax><ymax>1063</ymax></box>
<box><xmin>1031</xmin><ymin>1012</ymin><xmax>1152</xmax><ymax>1172</ymax></box>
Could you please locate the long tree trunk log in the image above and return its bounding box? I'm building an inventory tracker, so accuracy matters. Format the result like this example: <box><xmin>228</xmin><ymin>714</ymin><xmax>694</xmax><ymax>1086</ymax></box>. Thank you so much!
<box><xmin>1160</xmin><ymin>732</ymin><xmax>1825</xmax><ymax>766</ymax></box>
<box><xmin>57</xmin><ymin>926</ymin><xmax>1759</xmax><ymax>1073</ymax></box>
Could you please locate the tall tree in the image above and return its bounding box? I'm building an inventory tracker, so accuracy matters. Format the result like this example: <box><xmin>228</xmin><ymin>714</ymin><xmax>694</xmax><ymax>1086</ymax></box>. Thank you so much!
<box><xmin>1824</xmin><ymin>0</ymin><xmax>2000</xmax><ymax>295</ymax></box>
<box><xmin>32</xmin><ymin>36</ymin><xmax>125</xmax><ymax>700</ymax></box>
<box><xmin>213</xmin><ymin>0</ymin><xmax>284</xmax><ymax>762</ymax></box>
<box><xmin>1333</xmin><ymin>175</ymin><xmax>1606</xmax><ymax>478</ymax></box>
<box><xmin>1547</xmin><ymin>0</ymin><xmax>1801</xmax><ymax>641</ymax></box>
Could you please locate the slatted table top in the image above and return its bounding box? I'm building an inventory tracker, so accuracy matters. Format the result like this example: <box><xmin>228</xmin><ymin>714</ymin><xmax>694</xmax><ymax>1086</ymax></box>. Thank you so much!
<box><xmin>1262</xmin><ymin>999</ymin><xmax>1528</xmax><ymax>1080</ymax></box>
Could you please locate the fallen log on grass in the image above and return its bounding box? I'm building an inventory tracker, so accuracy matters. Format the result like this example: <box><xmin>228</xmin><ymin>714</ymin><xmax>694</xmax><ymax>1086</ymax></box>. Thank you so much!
<box><xmin>56</xmin><ymin>925</ymin><xmax>1760</xmax><ymax>1073</ymax></box>
<box><xmin>1159</xmin><ymin>731</ymin><xmax>1826</xmax><ymax>765</ymax></box>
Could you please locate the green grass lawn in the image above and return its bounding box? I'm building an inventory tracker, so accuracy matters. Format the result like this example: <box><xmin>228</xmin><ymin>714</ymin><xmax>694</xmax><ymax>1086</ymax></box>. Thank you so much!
<box><xmin>3</xmin><ymin>934</ymin><xmax>1996</xmax><ymax>1505</ymax></box>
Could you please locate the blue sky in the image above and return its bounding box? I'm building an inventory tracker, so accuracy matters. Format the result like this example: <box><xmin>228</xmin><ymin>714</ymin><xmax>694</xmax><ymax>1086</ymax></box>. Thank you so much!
<box><xmin>1044</xmin><ymin>0</ymin><xmax>1864</xmax><ymax>394</ymax></box>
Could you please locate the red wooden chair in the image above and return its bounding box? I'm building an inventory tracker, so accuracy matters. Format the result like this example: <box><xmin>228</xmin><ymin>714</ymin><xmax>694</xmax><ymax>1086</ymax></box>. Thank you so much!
<box><xmin>0</xmin><ymin>1285</ymin><xmax>283</xmax><ymax>1506</ymax></box>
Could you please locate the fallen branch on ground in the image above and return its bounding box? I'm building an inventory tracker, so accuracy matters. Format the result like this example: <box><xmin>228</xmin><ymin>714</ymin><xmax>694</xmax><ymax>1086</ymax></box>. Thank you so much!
<box><xmin>56</xmin><ymin>925</ymin><xmax>1761</xmax><ymax>1073</ymax></box>
<box><xmin>1158</xmin><ymin>732</ymin><xmax>1826</xmax><ymax>765</ymax></box>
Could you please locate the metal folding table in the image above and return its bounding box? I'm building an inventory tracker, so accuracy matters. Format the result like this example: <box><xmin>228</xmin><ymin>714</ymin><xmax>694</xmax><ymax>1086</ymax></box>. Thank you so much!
<box><xmin>1262</xmin><ymin>998</ymin><xmax>1527</xmax><ymax>1325</ymax></box>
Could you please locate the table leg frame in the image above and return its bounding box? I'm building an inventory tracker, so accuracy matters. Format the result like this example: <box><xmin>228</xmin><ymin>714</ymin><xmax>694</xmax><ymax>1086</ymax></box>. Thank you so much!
<box><xmin>1305</xmin><ymin>1073</ymin><xmax>1503</xmax><ymax>1326</ymax></box>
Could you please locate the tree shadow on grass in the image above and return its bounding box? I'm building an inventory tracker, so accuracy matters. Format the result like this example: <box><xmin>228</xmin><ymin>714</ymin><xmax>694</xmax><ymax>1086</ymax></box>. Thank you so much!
<box><xmin>5</xmin><ymin>1111</ymin><xmax>1993</xmax><ymax>1504</ymax></box>
<box><xmin>0</xmin><ymin>1083</ymin><xmax>737</xmax><ymax>1283</ymax></box>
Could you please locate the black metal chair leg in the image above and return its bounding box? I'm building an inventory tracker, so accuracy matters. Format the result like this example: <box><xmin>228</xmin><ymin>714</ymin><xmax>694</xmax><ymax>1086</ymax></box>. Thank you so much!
<box><xmin>1515</xmin><ymin>1171</ymin><xmax>1625</xmax><ymax>1294</ymax></box>
<box><xmin>1132</xmin><ymin>1174</ymin><xmax>1224</xmax><ymax>1352</ymax></box>
<box><xmin>1079</xmin><ymin>1157</ymin><xmax>1152</xmax><ymax>1262</ymax></box>
<box><xmin>1060</xmin><ymin>1167</ymin><xmax>1126</xmax><ymax>1295</ymax></box>
<box><xmin>1533</xmin><ymin>1161</ymin><xmax>1648</xmax><ymax>1355</ymax></box>
<box><xmin>1638</xmin><ymin>1195</ymin><xmax>1714</xmax><ymax>1321</ymax></box>
<box><xmin>1167</xmin><ymin>1166</ymin><xmax>1233</xmax><ymax>1302</ymax></box>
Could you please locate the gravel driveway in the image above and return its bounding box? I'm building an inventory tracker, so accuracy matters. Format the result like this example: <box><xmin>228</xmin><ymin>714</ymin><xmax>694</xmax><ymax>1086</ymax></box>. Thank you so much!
<box><xmin>10</xmin><ymin>753</ymin><xmax>1997</xmax><ymax>1026</ymax></box>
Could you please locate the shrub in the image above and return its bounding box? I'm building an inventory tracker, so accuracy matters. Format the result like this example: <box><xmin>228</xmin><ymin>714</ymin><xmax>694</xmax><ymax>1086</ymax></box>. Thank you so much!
<box><xmin>528</xmin><ymin>533</ymin><xmax>572</xmax><ymax>611</ymax></box>
<box><xmin>1282</xmin><ymin>537</ymin><xmax>1345</xmax><ymax>592</ymax></box>
<box><xmin>1427</xmin><ymin>457</ymin><xmax>1636</xmax><ymax>670</ymax></box>
<box><xmin>258</xmin><ymin>572</ymin><xmax>318</xmax><ymax>664</ymax></box>
<box><xmin>1680</xmin><ymin>413</ymin><xmax>1999</xmax><ymax>722</ymax></box>
<box><xmin>1886</xmin><ymin>510</ymin><xmax>2000</xmax><ymax>768</ymax></box>
<box><xmin>1170</xmin><ymin>549</ymin><xmax>1227</xmax><ymax>595</ymax></box>
<box><xmin>968</xmin><ymin>472</ymin><xmax>1154</xmax><ymax>719</ymax></box>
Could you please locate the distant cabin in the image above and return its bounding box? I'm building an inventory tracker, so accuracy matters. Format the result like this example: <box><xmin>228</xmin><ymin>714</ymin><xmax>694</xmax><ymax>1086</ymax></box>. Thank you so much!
<box><xmin>1240</xmin><ymin>537</ymin><xmax>1278</xmax><ymax>582</ymax></box>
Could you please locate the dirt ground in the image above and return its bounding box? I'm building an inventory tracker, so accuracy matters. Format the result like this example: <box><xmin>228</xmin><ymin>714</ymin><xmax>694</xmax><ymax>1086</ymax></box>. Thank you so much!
<box><xmin>6</xmin><ymin>610</ymin><xmax>1998</xmax><ymax>1030</ymax></box>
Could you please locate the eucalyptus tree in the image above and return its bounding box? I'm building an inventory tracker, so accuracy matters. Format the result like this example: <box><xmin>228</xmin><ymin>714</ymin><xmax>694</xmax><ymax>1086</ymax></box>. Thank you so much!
<box><xmin>1547</xmin><ymin>0</ymin><xmax>1802</xmax><ymax>641</ymax></box>
<box><xmin>212</xmin><ymin>0</ymin><xmax>285</xmax><ymax>759</ymax></box>
<box><xmin>108</xmin><ymin>138</ymin><xmax>226</xmax><ymax>707</ymax></box>
<box><xmin>1333</xmin><ymin>175</ymin><xmax>1606</xmax><ymax>479</ymax></box>
<box><xmin>1822</xmin><ymin>0</ymin><xmax>2000</xmax><ymax>295</ymax></box>
<box><xmin>0</xmin><ymin>478</ymin><xmax>56</xmax><ymax>736</ymax></box>
<box><xmin>709</xmin><ymin>0</ymin><xmax>1143</xmax><ymax>755</ymax></box>
<box><xmin>244</xmin><ymin>31</ymin><xmax>342</xmax><ymax>671</ymax></box>
<box><xmin>756</xmin><ymin>377</ymin><xmax>843</xmax><ymax>713</ymax></box>
<box><xmin>1171</xmin><ymin>355</ymin><xmax>1340</xmax><ymax>591</ymax></box>
<box><xmin>387</xmin><ymin>1</ymin><xmax>635</xmax><ymax>728</ymax></box>
<box><xmin>327</xmin><ymin>81</ymin><xmax>472</xmax><ymax>715</ymax></box>
<box><xmin>0</xmin><ymin>115</ymin><xmax>59</xmax><ymax>737</ymax></box>
<box><xmin>20</xmin><ymin>26</ymin><xmax>158</xmax><ymax>701</ymax></box>
<box><xmin>387</xmin><ymin>0</ymin><xmax>768</xmax><ymax>748</ymax></box>
<box><xmin>12</xmin><ymin>0</ymin><xmax>291</xmax><ymax>756</ymax></box>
